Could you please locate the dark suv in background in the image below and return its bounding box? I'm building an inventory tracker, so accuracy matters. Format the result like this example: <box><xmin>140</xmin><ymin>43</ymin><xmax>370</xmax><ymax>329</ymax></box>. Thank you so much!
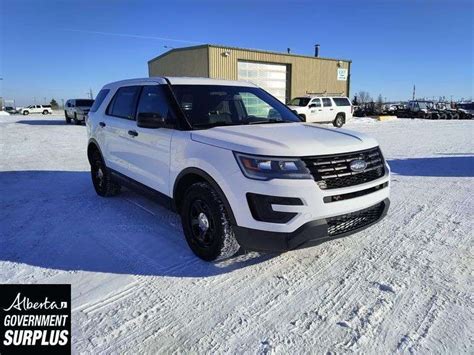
<box><xmin>64</xmin><ymin>99</ymin><xmax>94</xmax><ymax>124</ymax></box>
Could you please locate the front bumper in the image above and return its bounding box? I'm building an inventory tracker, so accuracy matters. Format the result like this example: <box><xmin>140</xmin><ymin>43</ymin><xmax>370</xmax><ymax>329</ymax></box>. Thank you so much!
<box><xmin>234</xmin><ymin>198</ymin><xmax>390</xmax><ymax>252</ymax></box>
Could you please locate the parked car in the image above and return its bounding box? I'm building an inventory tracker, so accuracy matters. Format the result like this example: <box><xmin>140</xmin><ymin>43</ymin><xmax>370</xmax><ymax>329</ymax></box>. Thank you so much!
<box><xmin>394</xmin><ymin>100</ymin><xmax>438</xmax><ymax>119</ymax></box>
<box><xmin>19</xmin><ymin>105</ymin><xmax>53</xmax><ymax>115</ymax></box>
<box><xmin>287</xmin><ymin>96</ymin><xmax>353</xmax><ymax>127</ymax></box>
<box><xmin>64</xmin><ymin>99</ymin><xmax>94</xmax><ymax>124</ymax></box>
<box><xmin>456</xmin><ymin>102</ymin><xmax>473</xmax><ymax>119</ymax></box>
<box><xmin>4</xmin><ymin>106</ymin><xmax>19</xmax><ymax>114</ymax></box>
<box><xmin>87</xmin><ymin>77</ymin><xmax>390</xmax><ymax>261</ymax></box>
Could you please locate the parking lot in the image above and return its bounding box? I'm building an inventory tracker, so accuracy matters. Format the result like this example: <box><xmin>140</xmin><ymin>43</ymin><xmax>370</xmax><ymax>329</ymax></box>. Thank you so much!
<box><xmin>1</xmin><ymin>113</ymin><xmax>472</xmax><ymax>353</ymax></box>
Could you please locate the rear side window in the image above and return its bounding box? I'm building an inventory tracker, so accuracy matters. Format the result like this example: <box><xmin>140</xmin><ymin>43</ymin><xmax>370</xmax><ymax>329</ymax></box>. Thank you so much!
<box><xmin>322</xmin><ymin>98</ymin><xmax>332</xmax><ymax>107</ymax></box>
<box><xmin>107</xmin><ymin>86</ymin><xmax>141</xmax><ymax>120</ymax></box>
<box><xmin>90</xmin><ymin>89</ymin><xmax>110</xmax><ymax>112</ymax></box>
<box><xmin>333</xmin><ymin>98</ymin><xmax>351</xmax><ymax>106</ymax></box>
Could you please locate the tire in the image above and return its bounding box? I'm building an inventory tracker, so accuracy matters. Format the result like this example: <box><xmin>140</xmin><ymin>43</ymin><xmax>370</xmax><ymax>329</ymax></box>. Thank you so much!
<box><xmin>73</xmin><ymin>113</ymin><xmax>80</xmax><ymax>125</ymax></box>
<box><xmin>22</xmin><ymin>110</ymin><xmax>29</xmax><ymax>115</ymax></box>
<box><xmin>64</xmin><ymin>111</ymin><xmax>71</xmax><ymax>123</ymax></box>
<box><xmin>181</xmin><ymin>182</ymin><xmax>240</xmax><ymax>261</ymax></box>
<box><xmin>299</xmin><ymin>114</ymin><xmax>306</xmax><ymax>122</ymax></box>
<box><xmin>90</xmin><ymin>150</ymin><xmax>121</xmax><ymax>197</ymax></box>
<box><xmin>42</xmin><ymin>110</ymin><xmax>48</xmax><ymax>115</ymax></box>
<box><xmin>333</xmin><ymin>114</ymin><xmax>344</xmax><ymax>128</ymax></box>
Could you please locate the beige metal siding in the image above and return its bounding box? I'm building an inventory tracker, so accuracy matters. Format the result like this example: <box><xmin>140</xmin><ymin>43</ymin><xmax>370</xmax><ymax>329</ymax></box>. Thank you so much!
<box><xmin>208</xmin><ymin>46</ymin><xmax>350</xmax><ymax>99</ymax></box>
<box><xmin>148</xmin><ymin>47</ymin><xmax>209</xmax><ymax>77</ymax></box>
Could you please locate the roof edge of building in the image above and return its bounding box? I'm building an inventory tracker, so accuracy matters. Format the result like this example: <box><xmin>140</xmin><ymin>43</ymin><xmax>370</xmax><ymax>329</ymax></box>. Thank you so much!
<box><xmin>147</xmin><ymin>44</ymin><xmax>210</xmax><ymax>64</ymax></box>
<box><xmin>148</xmin><ymin>44</ymin><xmax>352</xmax><ymax>64</ymax></box>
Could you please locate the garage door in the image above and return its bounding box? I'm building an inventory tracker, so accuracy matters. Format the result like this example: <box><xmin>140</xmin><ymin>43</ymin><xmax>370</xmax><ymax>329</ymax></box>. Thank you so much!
<box><xmin>237</xmin><ymin>61</ymin><xmax>287</xmax><ymax>103</ymax></box>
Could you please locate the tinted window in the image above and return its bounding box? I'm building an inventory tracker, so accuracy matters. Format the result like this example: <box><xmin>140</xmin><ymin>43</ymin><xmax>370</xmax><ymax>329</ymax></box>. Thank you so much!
<box><xmin>322</xmin><ymin>98</ymin><xmax>332</xmax><ymax>107</ymax></box>
<box><xmin>333</xmin><ymin>98</ymin><xmax>351</xmax><ymax>106</ymax></box>
<box><xmin>75</xmin><ymin>100</ymin><xmax>94</xmax><ymax>107</ymax></box>
<box><xmin>108</xmin><ymin>86</ymin><xmax>141</xmax><ymax>119</ymax></box>
<box><xmin>289</xmin><ymin>97</ymin><xmax>310</xmax><ymax>107</ymax></box>
<box><xmin>136</xmin><ymin>85</ymin><xmax>176</xmax><ymax>122</ymax></box>
<box><xmin>171</xmin><ymin>85</ymin><xmax>301</xmax><ymax>129</ymax></box>
<box><xmin>90</xmin><ymin>89</ymin><xmax>110</xmax><ymax>112</ymax></box>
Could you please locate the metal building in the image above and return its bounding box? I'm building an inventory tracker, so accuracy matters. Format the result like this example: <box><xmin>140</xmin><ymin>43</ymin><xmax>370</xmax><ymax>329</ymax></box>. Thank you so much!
<box><xmin>148</xmin><ymin>44</ymin><xmax>351</xmax><ymax>103</ymax></box>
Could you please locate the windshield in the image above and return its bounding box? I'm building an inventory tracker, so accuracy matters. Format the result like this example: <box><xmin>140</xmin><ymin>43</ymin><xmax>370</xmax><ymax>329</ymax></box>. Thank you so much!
<box><xmin>289</xmin><ymin>97</ymin><xmax>311</xmax><ymax>107</ymax></box>
<box><xmin>417</xmin><ymin>102</ymin><xmax>432</xmax><ymax>109</ymax></box>
<box><xmin>171</xmin><ymin>85</ymin><xmax>302</xmax><ymax>129</ymax></box>
<box><xmin>76</xmin><ymin>99</ymin><xmax>94</xmax><ymax>107</ymax></box>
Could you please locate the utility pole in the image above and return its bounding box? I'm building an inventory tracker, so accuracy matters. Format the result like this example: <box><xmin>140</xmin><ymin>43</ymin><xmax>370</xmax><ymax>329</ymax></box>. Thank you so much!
<box><xmin>61</xmin><ymin>99</ymin><xmax>64</xmax><ymax>109</ymax></box>
<box><xmin>88</xmin><ymin>88</ymin><xmax>94</xmax><ymax>99</ymax></box>
<box><xmin>412</xmin><ymin>85</ymin><xmax>415</xmax><ymax>100</ymax></box>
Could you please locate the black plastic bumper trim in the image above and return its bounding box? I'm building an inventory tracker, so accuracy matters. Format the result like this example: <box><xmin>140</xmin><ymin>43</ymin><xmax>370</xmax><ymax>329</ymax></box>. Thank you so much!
<box><xmin>234</xmin><ymin>198</ymin><xmax>390</xmax><ymax>252</ymax></box>
<box><xmin>246</xmin><ymin>193</ymin><xmax>303</xmax><ymax>224</ymax></box>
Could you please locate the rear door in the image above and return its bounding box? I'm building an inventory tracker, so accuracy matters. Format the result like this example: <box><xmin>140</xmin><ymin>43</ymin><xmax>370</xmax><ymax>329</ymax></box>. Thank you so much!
<box><xmin>321</xmin><ymin>98</ymin><xmax>334</xmax><ymax>121</ymax></box>
<box><xmin>132</xmin><ymin>83</ymin><xmax>175</xmax><ymax>193</ymax></box>
<box><xmin>103</xmin><ymin>85</ymin><xmax>142</xmax><ymax>180</ymax></box>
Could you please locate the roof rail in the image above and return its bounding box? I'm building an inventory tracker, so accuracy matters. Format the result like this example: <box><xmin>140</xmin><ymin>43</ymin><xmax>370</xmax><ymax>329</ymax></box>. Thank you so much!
<box><xmin>305</xmin><ymin>91</ymin><xmax>345</xmax><ymax>96</ymax></box>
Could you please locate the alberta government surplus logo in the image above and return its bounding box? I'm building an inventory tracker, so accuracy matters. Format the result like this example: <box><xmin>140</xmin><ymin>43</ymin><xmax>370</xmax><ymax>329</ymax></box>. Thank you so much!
<box><xmin>0</xmin><ymin>284</ymin><xmax>71</xmax><ymax>355</ymax></box>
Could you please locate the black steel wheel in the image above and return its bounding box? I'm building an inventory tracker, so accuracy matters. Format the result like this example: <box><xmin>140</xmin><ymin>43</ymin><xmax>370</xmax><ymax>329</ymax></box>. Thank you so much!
<box><xmin>181</xmin><ymin>182</ymin><xmax>240</xmax><ymax>261</ymax></box>
<box><xmin>90</xmin><ymin>150</ymin><xmax>121</xmax><ymax>197</ymax></box>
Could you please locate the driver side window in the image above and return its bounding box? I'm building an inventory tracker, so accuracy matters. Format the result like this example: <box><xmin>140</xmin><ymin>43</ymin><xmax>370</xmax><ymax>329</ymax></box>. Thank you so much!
<box><xmin>136</xmin><ymin>85</ymin><xmax>176</xmax><ymax>123</ymax></box>
<box><xmin>311</xmin><ymin>99</ymin><xmax>321</xmax><ymax>107</ymax></box>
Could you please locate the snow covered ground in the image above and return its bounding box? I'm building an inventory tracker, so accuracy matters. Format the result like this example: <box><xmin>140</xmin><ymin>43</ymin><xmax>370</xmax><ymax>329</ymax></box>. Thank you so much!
<box><xmin>1</xmin><ymin>114</ymin><xmax>473</xmax><ymax>353</ymax></box>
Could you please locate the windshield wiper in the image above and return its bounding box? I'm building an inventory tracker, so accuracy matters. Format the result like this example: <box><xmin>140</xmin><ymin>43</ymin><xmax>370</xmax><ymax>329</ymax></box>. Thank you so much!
<box><xmin>192</xmin><ymin>121</ymin><xmax>242</xmax><ymax>129</ymax></box>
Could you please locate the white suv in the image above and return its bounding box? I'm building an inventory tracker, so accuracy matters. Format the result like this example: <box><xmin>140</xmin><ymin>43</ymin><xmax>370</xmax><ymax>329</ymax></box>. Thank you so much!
<box><xmin>20</xmin><ymin>105</ymin><xmax>53</xmax><ymax>115</ymax></box>
<box><xmin>87</xmin><ymin>77</ymin><xmax>390</xmax><ymax>261</ymax></box>
<box><xmin>287</xmin><ymin>96</ymin><xmax>353</xmax><ymax>127</ymax></box>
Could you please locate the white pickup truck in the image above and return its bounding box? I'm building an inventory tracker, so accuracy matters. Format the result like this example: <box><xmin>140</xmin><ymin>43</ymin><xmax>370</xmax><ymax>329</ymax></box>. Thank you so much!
<box><xmin>87</xmin><ymin>77</ymin><xmax>390</xmax><ymax>261</ymax></box>
<box><xmin>287</xmin><ymin>96</ymin><xmax>353</xmax><ymax>127</ymax></box>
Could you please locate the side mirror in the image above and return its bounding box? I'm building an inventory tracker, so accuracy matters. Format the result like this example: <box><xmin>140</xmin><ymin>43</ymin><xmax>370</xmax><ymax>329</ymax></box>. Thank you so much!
<box><xmin>309</xmin><ymin>104</ymin><xmax>317</xmax><ymax>108</ymax></box>
<box><xmin>137</xmin><ymin>112</ymin><xmax>169</xmax><ymax>129</ymax></box>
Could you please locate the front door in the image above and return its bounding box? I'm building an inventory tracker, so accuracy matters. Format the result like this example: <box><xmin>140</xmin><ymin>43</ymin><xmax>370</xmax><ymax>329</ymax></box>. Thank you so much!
<box><xmin>132</xmin><ymin>83</ymin><xmax>174</xmax><ymax>194</ymax></box>
<box><xmin>308</xmin><ymin>98</ymin><xmax>323</xmax><ymax>122</ymax></box>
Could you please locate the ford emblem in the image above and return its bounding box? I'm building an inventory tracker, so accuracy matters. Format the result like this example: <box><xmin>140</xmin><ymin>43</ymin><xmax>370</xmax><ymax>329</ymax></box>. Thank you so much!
<box><xmin>350</xmin><ymin>159</ymin><xmax>367</xmax><ymax>172</ymax></box>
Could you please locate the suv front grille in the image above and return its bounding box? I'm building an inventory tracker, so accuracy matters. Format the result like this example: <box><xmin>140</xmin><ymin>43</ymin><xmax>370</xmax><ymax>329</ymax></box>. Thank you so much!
<box><xmin>327</xmin><ymin>201</ymin><xmax>385</xmax><ymax>236</ymax></box>
<box><xmin>302</xmin><ymin>147</ymin><xmax>385</xmax><ymax>190</ymax></box>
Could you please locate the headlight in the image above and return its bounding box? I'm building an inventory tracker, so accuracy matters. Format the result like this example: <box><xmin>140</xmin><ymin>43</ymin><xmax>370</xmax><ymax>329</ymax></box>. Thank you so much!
<box><xmin>234</xmin><ymin>152</ymin><xmax>312</xmax><ymax>180</ymax></box>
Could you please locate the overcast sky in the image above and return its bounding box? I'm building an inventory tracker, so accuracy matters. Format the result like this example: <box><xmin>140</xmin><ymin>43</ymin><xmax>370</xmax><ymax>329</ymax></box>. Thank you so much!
<box><xmin>1</xmin><ymin>0</ymin><xmax>473</xmax><ymax>105</ymax></box>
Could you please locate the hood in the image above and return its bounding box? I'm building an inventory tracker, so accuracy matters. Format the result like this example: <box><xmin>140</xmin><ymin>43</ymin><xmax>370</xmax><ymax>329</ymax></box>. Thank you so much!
<box><xmin>191</xmin><ymin>123</ymin><xmax>378</xmax><ymax>156</ymax></box>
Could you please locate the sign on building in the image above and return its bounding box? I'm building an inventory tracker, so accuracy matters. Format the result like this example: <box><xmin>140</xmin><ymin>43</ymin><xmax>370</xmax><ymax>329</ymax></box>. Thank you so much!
<box><xmin>337</xmin><ymin>68</ymin><xmax>348</xmax><ymax>81</ymax></box>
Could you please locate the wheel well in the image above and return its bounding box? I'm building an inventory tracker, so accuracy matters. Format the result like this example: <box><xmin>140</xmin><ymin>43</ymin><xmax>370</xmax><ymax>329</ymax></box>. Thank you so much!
<box><xmin>172</xmin><ymin>169</ymin><xmax>236</xmax><ymax>224</ymax></box>
<box><xmin>87</xmin><ymin>142</ymin><xmax>101</xmax><ymax>165</ymax></box>
<box><xmin>173</xmin><ymin>173</ymin><xmax>207</xmax><ymax>212</ymax></box>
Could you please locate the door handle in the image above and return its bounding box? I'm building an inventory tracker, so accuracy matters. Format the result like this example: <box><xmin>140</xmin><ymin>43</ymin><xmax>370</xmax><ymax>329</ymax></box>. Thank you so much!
<box><xmin>128</xmin><ymin>130</ymin><xmax>138</xmax><ymax>137</ymax></box>
<box><xmin>99</xmin><ymin>122</ymin><xmax>106</xmax><ymax>127</ymax></box>
<box><xmin>330</xmin><ymin>109</ymin><xmax>334</xmax><ymax>111</ymax></box>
